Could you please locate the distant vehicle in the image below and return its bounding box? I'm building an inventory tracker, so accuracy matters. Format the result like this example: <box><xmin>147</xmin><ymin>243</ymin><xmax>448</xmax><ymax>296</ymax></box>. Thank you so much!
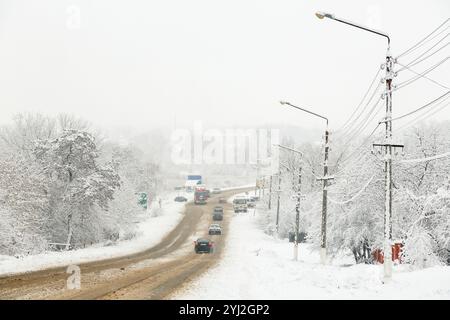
<box><xmin>247</xmin><ymin>198</ymin><xmax>256</xmax><ymax>208</ymax></box>
<box><xmin>218</xmin><ymin>197</ymin><xmax>226</xmax><ymax>204</ymax></box>
<box><xmin>205</xmin><ymin>189</ymin><xmax>211</xmax><ymax>198</ymax></box>
<box><xmin>233</xmin><ymin>196</ymin><xmax>248</xmax><ymax>213</ymax></box>
<box><xmin>212</xmin><ymin>188</ymin><xmax>221</xmax><ymax>194</ymax></box>
<box><xmin>213</xmin><ymin>211</ymin><xmax>223</xmax><ymax>221</ymax></box>
<box><xmin>174</xmin><ymin>196</ymin><xmax>188</xmax><ymax>202</ymax></box>
<box><xmin>208</xmin><ymin>224</ymin><xmax>222</xmax><ymax>235</ymax></box>
<box><xmin>194</xmin><ymin>186</ymin><xmax>208</xmax><ymax>205</ymax></box>
<box><xmin>194</xmin><ymin>238</ymin><xmax>214</xmax><ymax>253</ymax></box>
<box><xmin>213</xmin><ymin>206</ymin><xmax>224</xmax><ymax>214</ymax></box>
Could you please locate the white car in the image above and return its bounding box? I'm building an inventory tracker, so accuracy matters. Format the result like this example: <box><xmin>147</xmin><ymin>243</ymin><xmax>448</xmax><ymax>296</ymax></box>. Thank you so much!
<box><xmin>208</xmin><ymin>224</ymin><xmax>222</xmax><ymax>235</ymax></box>
<box><xmin>233</xmin><ymin>196</ymin><xmax>248</xmax><ymax>213</ymax></box>
<box><xmin>212</xmin><ymin>188</ymin><xmax>221</xmax><ymax>194</ymax></box>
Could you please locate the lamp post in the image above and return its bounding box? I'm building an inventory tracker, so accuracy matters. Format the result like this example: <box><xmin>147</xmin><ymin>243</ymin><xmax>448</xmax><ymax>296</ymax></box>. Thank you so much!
<box><xmin>275</xmin><ymin>144</ymin><xmax>304</xmax><ymax>261</ymax></box>
<box><xmin>315</xmin><ymin>11</ymin><xmax>399</xmax><ymax>282</ymax></box>
<box><xmin>279</xmin><ymin>101</ymin><xmax>331</xmax><ymax>264</ymax></box>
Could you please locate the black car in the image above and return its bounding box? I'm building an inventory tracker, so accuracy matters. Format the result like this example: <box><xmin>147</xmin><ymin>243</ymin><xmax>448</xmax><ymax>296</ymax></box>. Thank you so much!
<box><xmin>174</xmin><ymin>196</ymin><xmax>188</xmax><ymax>202</ymax></box>
<box><xmin>213</xmin><ymin>212</ymin><xmax>223</xmax><ymax>221</ymax></box>
<box><xmin>194</xmin><ymin>238</ymin><xmax>214</xmax><ymax>253</ymax></box>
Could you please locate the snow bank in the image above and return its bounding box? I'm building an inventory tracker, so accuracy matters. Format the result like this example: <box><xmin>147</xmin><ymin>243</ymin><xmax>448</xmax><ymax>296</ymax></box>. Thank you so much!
<box><xmin>220</xmin><ymin>184</ymin><xmax>255</xmax><ymax>192</ymax></box>
<box><xmin>176</xmin><ymin>202</ymin><xmax>450</xmax><ymax>299</ymax></box>
<box><xmin>0</xmin><ymin>192</ymin><xmax>191</xmax><ymax>277</ymax></box>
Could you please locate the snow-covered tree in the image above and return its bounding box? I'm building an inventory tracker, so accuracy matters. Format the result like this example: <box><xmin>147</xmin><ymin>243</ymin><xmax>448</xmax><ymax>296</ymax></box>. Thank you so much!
<box><xmin>33</xmin><ymin>130</ymin><xmax>120</xmax><ymax>248</ymax></box>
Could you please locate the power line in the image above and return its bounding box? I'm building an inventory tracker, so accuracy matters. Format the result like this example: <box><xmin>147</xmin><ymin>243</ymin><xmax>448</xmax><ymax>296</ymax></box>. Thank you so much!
<box><xmin>334</xmin><ymin>82</ymin><xmax>382</xmax><ymax>141</ymax></box>
<box><xmin>398</xmin><ymin>33</ymin><xmax>449</xmax><ymax>72</ymax></box>
<box><xmin>396</xmin><ymin>26</ymin><xmax>448</xmax><ymax>61</ymax></box>
<box><xmin>333</xmin><ymin>96</ymin><xmax>384</xmax><ymax>164</ymax></box>
<box><xmin>328</xmin><ymin>174</ymin><xmax>376</xmax><ymax>205</ymax></box>
<box><xmin>397</xmin><ymin>97</ymin><xmax>450</xmax><ymax>132</ymax></box>
<box><xmin>396</xmin><ymin>61</ymin><xmax>450</xmax><ymax>91</ymax></box>
<box><xmin>396</xmin><ymin>18</ymin><xmax>450</xmax><ymax>59</ymax></box>
<box><xmin>400</xmin><ymin>151</ymin><xmax>450</xmax><ymax>164</ymax></box>
<box><xmin>334</xmin><ymin>67</ymin><xmax>382</xmax><ymax>134</ymax></box>
<box><xmin>397</xmin><ymin>36</ymin><xmax>449</xmax><ymax>72</ymax></box>
<box><xmin>395</xmin><ymin>57</ymin><xmax>450</xmax><ymax>91</ymax></box>
<box><xmin>332</xmin><ymin>123</ymin><xmax>382</xmax><ymax>177</ymax></box>
<box><xmin>385</xmin><ymin>91</ymin><xmax>450</xmax><ymax>123</ymax></box>
<box><xmin>406</xmin><ymin>41</ymin><xmax>449</xmax><ymax>70</ymax></box>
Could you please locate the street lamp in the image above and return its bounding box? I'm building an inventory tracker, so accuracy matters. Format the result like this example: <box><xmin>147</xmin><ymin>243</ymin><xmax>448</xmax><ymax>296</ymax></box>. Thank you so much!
<box><xmin>315</xmin><ymin>11</ymin><xmax>390</xmax><ymax>46</ymax></box>
<box><xmin>275</xmin><ymin>144</ymin><xmax>304</xmax><ymax>261</ymax></box>
<box><xmin>279</xmin><ymin>101</ymin><xmax>331</xmax><ymax>264</ymax></box>
<box><xmin>316</xmin><ymin>11</ymin><xmax>399</xmax><ymax>282</ymax></box>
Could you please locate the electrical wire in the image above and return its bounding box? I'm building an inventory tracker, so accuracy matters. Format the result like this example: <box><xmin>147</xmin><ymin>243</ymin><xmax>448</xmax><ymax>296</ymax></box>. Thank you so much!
<box><xmin>334</xmin><ymin>67</ymin><xmax>382</xmax><ymax>135</ymax></box>
<box><xmin>398</xmin><ymin>40</ymin><xmax>450</xmax><ymax>72</ymax></box>
<box><xmin>395</xmin><ymin>57</ymin><xmax>450</xmax><ymax>91</ymax></box>
<box><xmin>332</xmin><ymin>123</ymin><xmax>382</xmax><ymax>178</ymax></box>
<box><xmin>334</xmin><ymin>81</ymin><xmax>382</xmax><ymax>141</ymax></box>
<box><xmin>387</xmin><ymin>91</ymin><xmax>450</xmax><ymax>123</ymax></box>
<box><xmin>397</xmin><ymin>97</ymin><xmax>450</xmax><ymax>133</ymax></box>
<box><xmin>396</xmin><ymin>18</ymin><xmax>450</xmax><ymax>59</ymax></box>
<box><xmin>400</xmin><ymin>151</ymin><xmax>450</xmax><ymax>164</ymax></box>
<box><xmin>397</xmin><ymin>34</ymin><xmax>449</xmax><ymax>72</ymax></box>
<box><xmin>328</xmin><ymin>174</ymin><xmax>376</xmax><ymax>205</ymax></box>
<box><xmin>333</xmin><ymin>97</ymin><xmax>384</xmax><ymax>166</ymax></box>
<box><xmin>395</xmin><ymin>61</ymin><xmax>450</xmax><ymax>91</ymax></box>
<box><xmin>396</xmin><ymin>26</ymin><xmax>448</xmax><ymax>61</ymax></box>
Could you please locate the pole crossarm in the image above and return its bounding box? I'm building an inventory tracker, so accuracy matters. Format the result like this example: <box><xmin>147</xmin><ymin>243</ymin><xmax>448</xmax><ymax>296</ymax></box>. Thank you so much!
<box><xmin>316</xmin><ymin>176</ymin><xmax>335</xmax><ymax>181</ymax></box>
<box><xmin>373</xmin><ymin>143</ymin><xmax>405</xmax><ymax>149</ymax></box>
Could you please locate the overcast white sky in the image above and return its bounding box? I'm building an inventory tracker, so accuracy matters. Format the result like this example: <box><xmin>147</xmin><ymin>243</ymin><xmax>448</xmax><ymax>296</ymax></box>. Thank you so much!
<box><xmin>0</xmin><ymin>0</ymin><xmax>448</xmax><ymax>133</ymax></box>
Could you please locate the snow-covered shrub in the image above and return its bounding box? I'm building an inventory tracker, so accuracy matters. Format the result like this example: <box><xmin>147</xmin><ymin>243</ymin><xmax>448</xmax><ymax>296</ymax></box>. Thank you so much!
<box><xmin>403</xmin><ymin>226</ymin><xmax>442</xmax><ymax>269</ymax></box>
<box><xmin>0</xmin><ymin>208</ymin><xmax>15</xmax><ymax>255</ymax></box>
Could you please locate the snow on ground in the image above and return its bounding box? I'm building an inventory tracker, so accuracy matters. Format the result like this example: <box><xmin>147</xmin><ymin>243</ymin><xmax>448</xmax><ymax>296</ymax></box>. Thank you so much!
<box><xmin>221</xmin><ymin>184</ymin><xmax>255</xmax><ymax>192</ymax></box>
<box><xmin>0</xmin><ymin>192</ymin><xmax>191</xmax><ymax>277</ymax></box>
<box><xmin>176</xmin><ymin>198</ymin><xmax>450</xmax><ymax>300</ymax></box>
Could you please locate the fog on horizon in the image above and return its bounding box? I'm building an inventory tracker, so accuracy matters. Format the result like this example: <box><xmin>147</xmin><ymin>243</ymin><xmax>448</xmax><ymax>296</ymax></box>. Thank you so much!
<box><xmin>0</xmin><ymin>0</ymin><xmax>448</xmax><ymax>136</ymax></box>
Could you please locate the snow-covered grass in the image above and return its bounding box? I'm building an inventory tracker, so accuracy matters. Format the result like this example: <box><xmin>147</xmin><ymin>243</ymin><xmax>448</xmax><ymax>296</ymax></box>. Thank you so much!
<box><xmin>0</xmin><ymin>192</ymin><xmax>191</xmax><ymax>277</ymax></box>
<box><xmin>176</xmin><ymin>199</ymin><xmax>450</xmax><ymax>300</ymax></box>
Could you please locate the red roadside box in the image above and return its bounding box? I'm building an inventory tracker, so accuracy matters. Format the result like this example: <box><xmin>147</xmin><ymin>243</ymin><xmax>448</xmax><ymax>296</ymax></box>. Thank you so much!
<box><xmin>372</xmin><ymin>242</ymin><xmax>403</xmax><ymax>264</ymax></box>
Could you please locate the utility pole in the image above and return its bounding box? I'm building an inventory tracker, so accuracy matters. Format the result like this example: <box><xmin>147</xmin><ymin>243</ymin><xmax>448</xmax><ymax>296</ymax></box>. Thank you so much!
<box><xmin>316</xmin><ymin>128</ymin><xmax>333</xmax><ymax>264</ymax></box>
<box><xmin>262</xmin><ymin>176</ymin><xmax>265</xmax><ymax>197</ymax></box>
<box><xmin>276</xmin><ymin>169</ymin><xmax>282</xmax><ymax>233</ymax></box>
<box><xmin>373</xmin><ymin>49</ymin><xmax>403</xmax><ymax>282</ymax></box>
<box><xmin>294</xmin><ymin>166</ymin><xmax>302</xmax><ymax>261</ymax></box>
<box><xmin>268</xmin><ymin>175</ymin><xmax>273</xmax><ymax>209</ymax></box>
<box><xmin>276</xmin><ymin>144</ymin><xmax>303</xmax><ymax>261</ymax></box>
<box><xmin>273</xmin><ymin>144</ymin><xmax>304</xmax><ymax>260</ymax></box>
<box><xmin>255</xmin><ymin>158</ymin><xmax>259</xmax><ymax>196</ymax></box>
<box><xmin>314</xmin><ymin>10</ymin><xmax>396</xmax><ymax>278</ymax></box>
<box><xmin>279</xmin><ymin>101</ymin><xmax>330</xmax><ymax>264</ymax></box>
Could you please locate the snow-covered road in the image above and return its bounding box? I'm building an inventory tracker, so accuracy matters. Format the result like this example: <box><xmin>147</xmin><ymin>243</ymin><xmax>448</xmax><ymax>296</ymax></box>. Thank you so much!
<box><xmin>176</xmin><ymin>203</ymin><xmax>450</xmax><ymax>299</ymax></box>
